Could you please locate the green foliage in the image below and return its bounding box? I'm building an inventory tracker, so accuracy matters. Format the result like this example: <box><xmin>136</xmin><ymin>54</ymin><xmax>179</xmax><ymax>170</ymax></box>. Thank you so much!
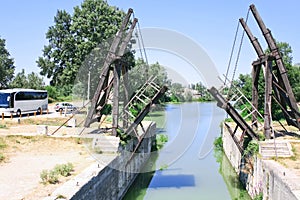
<box><xmin>37</xmin><ymin>0</ymin><xmax>125</xmax><ymax>88</ymax></box>
<box><xmin>129</xmin><ymin>102</ymin><xmax>144</xmax><ymax>117</ymax></box>
<box><xmin>100</xmin><ymin>104</ymin><xmax>112</xmax><ymax>115</ymax></box>
<box><xmin>191</xmin><ymin>82</ymin><xmax>213</xmax><ymax>102</ymax></box>
<box><xmin>0</xmin><ymin>137</ymin><xmax>7</xmax><ymax>149</ymax></box>
<box><xmin>159</xmin><ymin>164</ymin><xmax>168</xmax><ymax>171</ymax></box>
<box><xmin>117</xmin><ymin>129</ymin><xmax>131</xmax><ymax>146</ymax></box>
<box><xmin>258</xmin><ymin>133</ymin><xmax>266</xmax><ymax>141</ymax></box>
<box><xmin>213</xmin><ymin>136</ymin><xmax>223</xmax><ymax>151</ymax></box>
<box><xmin>236</xmin><ymin>41</ymin><xmax>300</xmax><ymax>121</ymax></box>
<box><xmin>0</xmin><ymin>124</ymin><xmax>7</xmax><ymax>129</ymax></box>
<box><xmin>243</xmin><ymin>140</ymin><xmax>259</xmax><ymax>157</ymax></box>
<box><xmin>0</xmin><ymin>37</ymin><xmax>15</xmax><ymax>89</ymax></box>
<box><xmin>9</xmin><ymin>69</ymin><xmax>45</xmax><ymax>89</ymax></box>
<box><xmin>45</xmin><ymin>85</ymin><xmax>59</xmax><ymax>100</ymax></box>
<box><xmin>55</xmin><ymin>194</ymin><xmax>67</xmax><ymax>199</ymax></box>
<box><xmin>40</xmin><ymin>169</ymin><xmax>59</xmax><ymax>184</ymax></box>
<box><xmin>0</xmin><ymin>153</ymin><xmax>5</xmax><ymax>162</ymax></box>
<box><xmin>253</xmin><ymin>193</ymin><xmax>263</xmax><ymax>200</ymax></box>
<box><xmin>40</xmin><ymin>163</ymin><xmax>74</xmax><ymax>184</ymax></box>
<box><xmin>54</xmin><ymin>163</ymin><xmax>74</xmax><ymax>177</ymax></box>
<box><xmin>156</xmin><ymin>134</ymin><xmax>168</xmax><ymax>150</ymax></box>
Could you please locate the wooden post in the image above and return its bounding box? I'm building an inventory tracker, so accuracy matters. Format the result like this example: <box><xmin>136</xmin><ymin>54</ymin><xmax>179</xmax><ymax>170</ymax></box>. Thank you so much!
<box><xmin>84</xmin><ymin>9</ymin><xmax>133</xmax><ymax>128</ymax></box>
<box><xmin>252</xmin><ymin>64</ymin><xmax>261</xmax><ymax>130</ymax></box>
<box><xmin>34</xmin><ymin>112</ymin><xmax>36</xmax><ymax>117</ymax></box>
<box><xmin>264</xmin><ymin>58</ymin><xmax>272</xmax><ymax>139</ymax></box>
<box><xmin>1</xmin><ymin>113</ymin><xmax>4</xmax><ymax>120</ymax></box>
<box><xmin>10</xmin><ymin>114</ymin><xmax>13</xmax><ymax>120</ymax></box>
<box><xmin>122</xmin><ymin>65</ymin><xmax>129</xmax><ymax>129</ymax></box>
<box><xmin>40</xmin><ymin>108</ymin><xmax>43</xmax><ymax>115</ymax></box>
<box><xmin>112</xmin><ymin>63</ymin><xmax>121</xmax><ymax>136</ymax></box>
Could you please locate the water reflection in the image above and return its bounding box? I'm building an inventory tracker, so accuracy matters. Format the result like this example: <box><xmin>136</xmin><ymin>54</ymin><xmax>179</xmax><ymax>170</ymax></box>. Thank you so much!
<box><xmin>123</xmin><ymin>102</ymin><xmax>249</xmax><ymax>200</ymax></box>
<box><xmin>214</xmin><ymin>148</ymin><xmax>251</xmax><ymax>200</ymax></box>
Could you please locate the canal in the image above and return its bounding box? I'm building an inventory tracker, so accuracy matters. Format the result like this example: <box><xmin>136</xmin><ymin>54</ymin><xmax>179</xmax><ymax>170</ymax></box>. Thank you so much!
<box><xmin>123</xmin><ymin>102</ymin><xmax>251</xmax><ymax>200</ymax></box>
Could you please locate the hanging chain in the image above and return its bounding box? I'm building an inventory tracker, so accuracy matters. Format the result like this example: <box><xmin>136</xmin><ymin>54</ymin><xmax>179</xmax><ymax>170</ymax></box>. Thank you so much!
<box><xmin>224</xmin><ymin>19</ymin><xmax>240</xmax><ymax>86</ymax></box>
<box><xmin>132</xmin><ymin>12</ymin><xmax>149</xmax><ymax>79</ymax></box>
<box><xmin>227</xmin><ymin>8</ymin><xmax>250</xmax><ymax>97</ymax></box>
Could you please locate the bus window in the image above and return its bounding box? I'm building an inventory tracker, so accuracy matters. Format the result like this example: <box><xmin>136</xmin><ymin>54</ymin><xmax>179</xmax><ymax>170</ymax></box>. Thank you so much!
<box><xmin>0</xmin><ymin>93</ymin><xmax>10</xmax><ymax>108</ymax></box>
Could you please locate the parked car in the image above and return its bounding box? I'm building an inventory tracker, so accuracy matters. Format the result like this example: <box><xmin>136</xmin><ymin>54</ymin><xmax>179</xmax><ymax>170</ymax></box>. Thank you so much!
<box><xmin>55</xmin><ymin>102</ymin><xmax>77</xmax><ymax>112</ymax></box>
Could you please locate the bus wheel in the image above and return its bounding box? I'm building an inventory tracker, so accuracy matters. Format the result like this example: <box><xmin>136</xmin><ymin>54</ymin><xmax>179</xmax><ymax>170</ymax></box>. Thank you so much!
<box><xmin>16</xmin><ymin>109</ymin><xmax>21</xmax><ymax>117</ymax></box>
<box><xmin>37</xmin><ymin>108</ymin><xmax>41</xmax><ymax>115</ymax></box>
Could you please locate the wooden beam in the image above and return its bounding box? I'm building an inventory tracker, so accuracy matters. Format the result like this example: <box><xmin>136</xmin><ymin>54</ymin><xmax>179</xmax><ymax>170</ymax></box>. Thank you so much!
<box><xmin>264</xmin><ymin>59</ymin><xmax>272</xmax><ymax>139</ymax></box>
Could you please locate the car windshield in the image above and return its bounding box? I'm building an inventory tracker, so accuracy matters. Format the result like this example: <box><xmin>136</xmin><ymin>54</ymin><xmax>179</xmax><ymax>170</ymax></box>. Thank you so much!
<box><xmin>0</xmin><ymin>93</ymin><xmax>10</xmax><ymax>108</ymax></box>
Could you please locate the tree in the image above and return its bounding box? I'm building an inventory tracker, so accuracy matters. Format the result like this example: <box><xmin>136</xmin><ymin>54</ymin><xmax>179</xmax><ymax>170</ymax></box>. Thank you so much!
<box><xmin>9</xmin><ymin>69</ymin><xmax>28</xmax><ymax>88</ymax></box>
<box><xmin>37</xmin><ymin>0</ymin><xmax>125</xmax><ymax>92</ymax></box>
<box><xmin>194</xmin><ymin>82</ymin><xmax>213</xmax><ymax>101</ymax></box>
<box><xmin>0</xmin><ymin>37</ymin><xmax>15</xmax><ymax>88</ymax></box>
<box><xmin>27</xmin><ymin>72</ymin><xmax>45</xmax><ymax>89</ymax></box>
<box><xmin>10</xmin><ymin>69</ymin><xmax>44</xmax><ymax>89</ymax></box>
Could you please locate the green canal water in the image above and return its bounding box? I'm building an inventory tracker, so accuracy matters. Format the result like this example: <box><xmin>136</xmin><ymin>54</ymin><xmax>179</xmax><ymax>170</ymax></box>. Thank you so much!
<box><xmin>123</xmin><ymin>102</ymin><xmax>251</xmax><ymax>200</ymax></box>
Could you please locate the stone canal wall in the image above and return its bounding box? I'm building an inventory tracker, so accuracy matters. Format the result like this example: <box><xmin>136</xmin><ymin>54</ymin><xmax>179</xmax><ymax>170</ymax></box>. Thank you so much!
<box><xmin>73</xmin><ymin>122</ymin><xmax>156</xmax><ymax>200</ymax></box>
<box><xmin>222</xmin><ymin>124</ymin><xmax>300</xmax><ymax>200</ymax></box>
<box><xmin>45</xmin><ymin>122</ymin><xmax>157</xmax><ymax>200</ymax></box>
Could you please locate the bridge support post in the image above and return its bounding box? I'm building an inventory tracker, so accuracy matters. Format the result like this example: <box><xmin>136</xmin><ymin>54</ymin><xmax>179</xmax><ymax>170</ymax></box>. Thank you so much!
<box><xmin>252</xmin><ymin>63</ymin><xmax>261</xmax><ymax>130</ymax></box>
<box><xmin>264</xmin><ymin>58</ymin><xmax>272</xmax><ymax>139</ymax></box>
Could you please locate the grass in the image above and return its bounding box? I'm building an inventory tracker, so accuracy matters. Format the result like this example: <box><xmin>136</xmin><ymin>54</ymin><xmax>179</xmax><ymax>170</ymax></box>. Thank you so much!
<box><xmin>0</xmin><ymin>137</ymin><xmax>7</xmax><ymax>162</ymax></box>
<box><xmin>276</xmin><ymin>143</ymin><xmax>300</xmax><ymax>169</ymax></box>
<box><xmin>0</xmin><ymin>124</ymin><xmax>7</xmax><ymax>129</ymax></box>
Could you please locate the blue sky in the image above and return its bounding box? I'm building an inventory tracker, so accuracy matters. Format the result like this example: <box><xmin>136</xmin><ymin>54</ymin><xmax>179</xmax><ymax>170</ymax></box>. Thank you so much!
<box><xmin>1</xmin><ymin>0</ymin><xmax>299</xmax><ymax>85</ymax></box>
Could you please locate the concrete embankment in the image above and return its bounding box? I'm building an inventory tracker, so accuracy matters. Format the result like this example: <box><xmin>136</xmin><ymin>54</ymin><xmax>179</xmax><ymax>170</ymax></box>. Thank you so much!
<box><xmin>45</xmin><ymin>122</ymin><xmax>157</xmax><ymax>200</ymax></box>
<box><xmin>222</xmin><ymin>123</ymin><xmax>300</xmax><ymax>200</ymax></box>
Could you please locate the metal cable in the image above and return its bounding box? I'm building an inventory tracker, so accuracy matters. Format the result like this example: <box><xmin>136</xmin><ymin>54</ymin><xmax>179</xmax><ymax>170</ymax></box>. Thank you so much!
<box><xmin>228</xmin><ymin>8</ymin><xmax>250</xmax><ymax>96</ymax></box>
<box><xmin>132</xmin><ymin>12</ymin><xmax>149</xmax><ymax>78</ymax></box>
<box><xmin>224</xmin><ymin>20</ymin><xmax>240</xmax><ymax>86</ymax></box>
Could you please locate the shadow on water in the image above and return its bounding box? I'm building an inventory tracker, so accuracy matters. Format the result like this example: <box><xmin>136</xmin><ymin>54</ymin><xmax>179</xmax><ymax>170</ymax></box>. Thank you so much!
<box><xmin>149</xmin><ymin>172</ymin><xmax>195</xmax><ymax>188</ymax></box>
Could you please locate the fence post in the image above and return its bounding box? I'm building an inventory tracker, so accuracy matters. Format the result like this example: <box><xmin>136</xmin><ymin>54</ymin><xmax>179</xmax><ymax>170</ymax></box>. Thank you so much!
<box><xmin>1</xmin><ymin>113</ymin><xmax>4</xmax><ymax>120</ymax></box>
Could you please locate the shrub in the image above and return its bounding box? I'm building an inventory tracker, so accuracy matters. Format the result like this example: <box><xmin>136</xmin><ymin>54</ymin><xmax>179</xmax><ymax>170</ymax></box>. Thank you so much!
<box><xmin>40</xmin><ymin>163</ymin><xmax>74</xmax><ymax>184</ymax></box>
<box><xmin>214</xmin><ymin>136</ymin><xmax>223</xmax><ymax>151</ymax></box>
<box><xmin>0</xmin><ymin>153</ymin><xmax>5</xmax><ymax>162</ymax></box>
<box><xmin>0</xmin><ymin>138</ymin><xmax>7</xmax><ymax>149</ymax></box>
<box><xmin>48</xmin><ymin>170</ymin><xmax>59</xmax><ymax>184</ymax></box>
<box><xmin>243</xmin><ymin>140</ymin><xmax>259</xmax><ymax>157</ymax></box>
<box><xmin>156</xmin><ymin>134</ymin><xmax>168</xmax><ymax>150</ymax></box>
<box><xmin>54</xmin><ymin>163</ymin><xmax>74</xmax><ymax>177</ymax></box>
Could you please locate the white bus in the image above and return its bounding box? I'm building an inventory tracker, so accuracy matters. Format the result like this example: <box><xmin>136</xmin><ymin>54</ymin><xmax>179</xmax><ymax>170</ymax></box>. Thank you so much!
<box><xmin>0</xmin><ymin>89</ymin><xmax>48</xmax><ymax>116</ymax></box>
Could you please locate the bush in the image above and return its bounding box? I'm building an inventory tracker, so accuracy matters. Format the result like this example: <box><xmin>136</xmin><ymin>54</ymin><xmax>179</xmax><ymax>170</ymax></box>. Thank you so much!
<box><xmin>40</xmin><ymin>163</ymin><xmax>74</xmax><ymax>184</ymax></box>
<box><xmin>54</xmin><ymin>163</ymin><xmax>74</xmax><ymax>177</ymax></box>
<box><xmin>40</xmin><ymin>169</ymin><xmax>59</xmax><ymax>184</ymax></box>
<box><xmin>0</xmin><ymin>153</ymin><xmax>5</xmax><ymax>162</ymax></box>
<box><xmin>156</xmin><ymin>134</ymin><xmax>168</xmax><ymax>150</ymax></box>
<box><xmin>214</xmin><ymin>136</ymin><xmax>223</xmax><ymax>151</ymax></box>
<box><xmin>243</xmin><ymin>140</ymin><xmax>259</xmax><ymax>157</ymax></box>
